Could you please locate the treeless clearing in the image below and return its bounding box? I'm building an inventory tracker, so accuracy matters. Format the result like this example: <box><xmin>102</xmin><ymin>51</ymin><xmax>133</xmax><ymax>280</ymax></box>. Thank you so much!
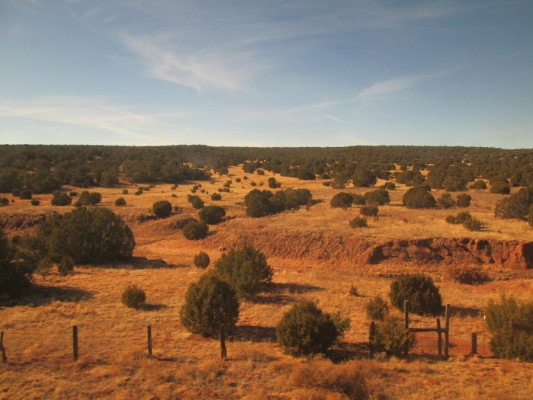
<box><xmin>0</xmin><ymin>166</ymin><xmax>532</xmax><ymax>399</ymax></box>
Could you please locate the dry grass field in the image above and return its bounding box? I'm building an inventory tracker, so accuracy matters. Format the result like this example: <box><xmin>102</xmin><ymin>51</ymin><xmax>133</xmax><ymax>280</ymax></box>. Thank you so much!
<box><xmin>0</xmin><ymin>166</ymin><xmax>532</xmax><ymax>399</ymax></box>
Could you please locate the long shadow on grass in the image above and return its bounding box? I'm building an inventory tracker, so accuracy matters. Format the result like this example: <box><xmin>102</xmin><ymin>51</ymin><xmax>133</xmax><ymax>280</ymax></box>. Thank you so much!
<box><xmin>450</xmin><ymin>305</ymin><xmax>481</xmax><ymax>318</ymax></box>
<box><xmin>268</xmin><ymin>282</ymin><xmax>324</xmax><ymax>294</ymax></box>
<box><xmin>229</xmin><ymin>325</ymin><xmax>276</xmax><ymax>343</ymax></box>
<box><xmin>0</xmin><ymin>285</ymin><xmax>92</xmax><ymax>308</ymax></box>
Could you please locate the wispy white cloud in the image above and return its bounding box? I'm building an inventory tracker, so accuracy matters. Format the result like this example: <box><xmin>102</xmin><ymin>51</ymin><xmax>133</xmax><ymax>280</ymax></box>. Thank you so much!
<box><xmin>355</xmin><ymin>76</ymin><xmax>424</xmax><ymax>104</ymax></box>
<box><xmin>120</xmin><ymin>33</ymin><xmax>268</xmax><ymax>91</ymax></box>
<box><xmin>0</xmin><ymin>96</ymin><xmax>189</xmax><ymax>141</ymax></box>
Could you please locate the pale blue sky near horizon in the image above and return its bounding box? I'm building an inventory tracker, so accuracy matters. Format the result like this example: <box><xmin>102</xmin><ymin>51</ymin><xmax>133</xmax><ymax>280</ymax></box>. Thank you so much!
<box><xmin>0</xmin><ymin>0</ymin><xmax>532</xmax><ymax>148</ymax></box>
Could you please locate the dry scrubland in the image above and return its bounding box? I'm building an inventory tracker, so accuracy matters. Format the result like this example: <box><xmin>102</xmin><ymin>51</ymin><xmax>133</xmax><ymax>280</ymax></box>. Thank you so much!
<box><xmin>0</xmin><ymin>166</ymin><xmax>532</xmax><ymax>399</ymax></box>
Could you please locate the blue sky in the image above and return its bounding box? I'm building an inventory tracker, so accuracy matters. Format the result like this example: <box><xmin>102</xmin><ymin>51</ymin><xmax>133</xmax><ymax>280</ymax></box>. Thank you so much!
<box><xmin>1</xmin><ymin>0</ymin><xmax>532</xmax><ymax>148</ymax></box>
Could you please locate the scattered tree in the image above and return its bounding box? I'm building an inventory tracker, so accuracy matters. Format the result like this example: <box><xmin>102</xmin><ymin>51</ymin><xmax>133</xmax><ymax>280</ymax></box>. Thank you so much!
<box><xmin>349</xmin><ymin>216</ymin><xmax>368</xmax><ymax>228</ymax></box>
<box><xmin>199</xmin><ymin>206</ymin><xmax>226</xmax><ymax>224</ymax></box>
<box><xmin>389</xmin><ymin>274</ymin><xmax>443</xmax><ymax>316</ymax></box>
<box><xmin>153</xmin><ymin>200</ymin><xmax>173</xmax><ymax>218</ymax></box>
<box><xmin>360</xmin><ymin>205</ymin><xmax>378</xmax><ymax>217</ymax></box>
<box><xmin>369</xmin><ymin>317</ymin><xmax>416</xmax><ymax>357</ymax></box>
<box><xmin>122</xmin><ymin>285</ymin><xmax>146</xmax><ymax>309</ymax></box>
<box><xmin>437</xmin><ymin>193</ymin><xmax>456</xmax><ymax>209</ymax></box>
<box><xmin>330</xmin><ymin>192</ymin><xmax>353</xmax><ymax>209</ymax></box>
<box><xmin>402</xmin><ymin>186</ymin><xmax>436</xmax><ymax>209</ymax></box>
<box><xmin>115</xmin><ymin>197</ymin><xmax>126</xmax><ymax>206</ymax></box>
<box><xmin>51</xmin><ymin>192</ymin><xmax>72</xmax><ymax>206</ymax></box>
<box><xmin>363</xmin><ymin>189</ymin><xmax>390</xmax><ymax>205</ymax></box>
<box><xmin>366</xmin><ymin>296</ymin><xmax>389</xmax><ymax>320</ymax></box>
<box><xmin>180</xmin><ymin>273</ymin><xmax>239</xmax><ymax>358</ymax></box>
<box><xmin>182</xmin><ymin>220</ymin><xmax>209</xmax><ymax>240</ymax></box>
<box><xmin>0</xmin><ymin>228</ymin><xmax>32</xmax><ymax>300</ymax></box>
<box><xmin>194</xmin><ymin>252</ymin><xmax>210</xmax><ymax>269</ymax></box>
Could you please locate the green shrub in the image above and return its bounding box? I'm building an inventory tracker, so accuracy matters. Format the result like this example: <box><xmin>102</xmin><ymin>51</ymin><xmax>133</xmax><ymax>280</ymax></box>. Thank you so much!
<box><xmin>494</xmin><ymin>189</ymin><xmax>531</xmax><ymax>220</ymax></box>
<box><xmin>211</xmin><ymin>193</ymin><xmax>222</xmax><ymax>201</ymax></box>
<box><xmin>472</xmin><ymin>180</ymin><xmax>487</xmax><ymax>190</ymax></box>
<box><xmin>369</xmin><ymin>317</ymin><xmax>416</xmax><ymax>357</ymax></box>
<box><xmin>76</xmin><ymin>191</ymin><xmax>102</xmax><ymax>206</ymax></box>
<box><xmin>366</xmin><ymin>296</ymin><xmax>389</xmax><ymax>320</ymax></box>
<box><xmin>349</xmin><ymin>217</ymin><xmax>368</xmax><ymax>228</ymax></box>
<box><xmin>444</xmin><ymin>265</ymin><xmax>490</xmax><ymax>285</ymax></box>
<box><xmin>456</xmin><ymin>211</ymin><xmax>472</xmax><ymax>223</ymax></box>
<box><xmin>363</xmin><ymin>189</ymin><xmax>390</xmax><ymax>205</ymax></box>
<box><xmin>153</xmin><ymin>200</ymin><xmax>172</xmax><ymax>218</ymax></box>
<box><xmin>352</xmin><ymin>169</ymin><xmax>376</xmax><ymax>187</ymax></box>
<box><xmin>115</xmin><ymin>197</ymin><xmax>126</xmax><ymax>206</ymax></box>
<box><xmin>194</xmin><ymin>252</ymin><xmax>210</xmax><ymax>269</ymax></box>
<box><xmin>383</xmin><ymin>182</ymin><xmax>395</xmax><ymax>190</ymax></box>
<box><xmin>122</xmin><ymin>189</ymin><xmax>129</xmax><ymax>195</ymax></box>
<box><xmin>122</xmin><ymin>285</ymin><xmax>146</xmax><ymax>309</ymax></box>
<box><xmin>490</xmin><ymin>181</ymin><xmax>510</xmax><ymax>194</ymax></box>
<box><xmin>352</xmin><ymin>194</ymin><xmax>366</xmax><ymax>205</ymax></box>
<box><xmin>445</xmin><ymin>215</ymin><xmax>458</xmax><ymax>224</ymax></box>
<box><xmin>188</xmin><ymin>195</ymin><xmax>204</xmax><ymax>209</ymax></box>
<box><xmin>276</xmin><ymin>301</ymin><xmax>340</xmax><ymax>356</ymax></box>
<box><xmin>58</xmin><ymin>256</ymin><xmax>74</xmax><ymax>276</ymax></box>
<box><xmin>31</xmin><ymin>199</ymin><xmax>40</xmax><ymax>206</ymax></box>
<box><xmin>214</xmin><ymin>245</ymin><xmax>272</xmax><ymax>300</ymax></box>
<box><xmin>268</xmin><ymin>177</ymin><xmax>281</xmax><ymax>188</ymax></box>
<box><xmin>182</xmin><ymin>220</ymin><xmax>209</xmax><ymax>240</ymax></box>
<box><xmin>51</xmin><ymin>192</ymin><xmax>72</xmax><ymax>206</ymax></box>
<box><xmin>360</xmin><ymin>205</ymin><xmax>378</xmax><ymax>217</ymax></box>
<box><xmin>0</xmin><ymin>198</ymin><xmax>8</xmax><ymax>206</ymax></box>
<box><xmin>349</xmin><ymin>285</ymin><xmax>358</xmax><ymax>296</ymax></box>
<box><xmin>437</xmin><ymin>193</ymin><xmax>456</xmax><ymax>209</ymax></box>
<box><xmin>389</xmin><ymin>274</ymin><xmax>443</xmax><ymax>316</ymax></box>
<box><xmin>46</xmin><ymin>207</ymin><xmax>135</xmax><ymax>264</ymax></box>
<box><xmin>180</xmin><ymin>273</ymin><xmax>239</xmax><ymax>358</ymax></box>
<box><xmin>456</xmin><ymin>193</ymin><xmax>471</xmax><ymax>208</ymax></box>
<box><xmin>484</xmin><ymin>295</ymin><xmax>533</xmax><ymax>361</ymax></box>
<box><xmin>403</xmin><ymin>186</ymin><xmax>436</xmax><ymax>209</ymax></box>
<box><xmin>0</xmin><ymin>228</ymin><xmax>32</xmax><ymax>299</ymax></box>
<box><xmin>330</xmin><ymin>192</ymin><xmax>353</xmax><ymax>209</ymax></box>
<box><xmin>463</xmin><ymin>216</ymin><xmax>483</xmax><ymax>231</ymax></box>
<box><xmin>199</xmin><ymin>205</ymin><xmax>226</xmax><ymax>224</ymax></box>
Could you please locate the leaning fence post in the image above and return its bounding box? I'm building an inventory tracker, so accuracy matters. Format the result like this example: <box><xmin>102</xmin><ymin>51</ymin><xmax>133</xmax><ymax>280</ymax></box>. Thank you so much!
<box><xmin>0</xmin><ymin>331</ymin><xmax>7</xmax><ymax>363</ymax></box>
<box><xmin>471</xmin><ymin>332</ymin><xmax>477</xmax><ymax>355</ymax></box>
<box><xmin>404</xmin><ymin>300</ymin><xmax>410</xmax><ymax>357</ymax></box>
<box><xmin>444</xmin><ymin>304</ymin><xmax>450</xmax><ymax>357</ymax></box>
<box><xmin>437</xmin><ymin>318</ymin><xmax>442</xmax><ymax>357</ymax></box>
<box><xmin>147</xmin><ymin>325</ymin><xmax>153</xmax><ymax>358</ymax></box>
<box><xmin>72</xmin><ymin>326</ymin><xmax>79</xmax><ymax>361</ymax></box>
<box><xmin>369</xmin><ymin>321</ymin><xmax>375</xmax><ymax>358</ymax></box>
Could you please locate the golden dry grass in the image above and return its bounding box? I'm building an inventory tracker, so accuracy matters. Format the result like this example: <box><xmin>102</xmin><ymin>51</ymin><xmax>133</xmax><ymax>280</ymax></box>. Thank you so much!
<box><xmin>0</xmin><ymin>166</ymin><xmax>532</xmax><ymax>399</ymax></box>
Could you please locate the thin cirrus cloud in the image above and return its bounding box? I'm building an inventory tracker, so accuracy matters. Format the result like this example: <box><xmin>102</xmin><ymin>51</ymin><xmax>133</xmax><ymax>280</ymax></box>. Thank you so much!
<box><xmin>120</xmin><ymin>33</ymin><xmax>268</xmax><ymax>92</ymax></box>
<box><xmin>0</xmin><ymin>96</ymin><xmax>189</xmax><ymax>141</ymax></box>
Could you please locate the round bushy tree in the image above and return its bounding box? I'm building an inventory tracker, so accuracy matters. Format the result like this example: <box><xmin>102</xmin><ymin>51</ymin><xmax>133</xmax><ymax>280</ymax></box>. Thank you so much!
<box><xmin>180</xmin><ymin>273</ymin><xmax>239</xmax><ymax>358</ymax></box>
<box><xmin>353</xmin><ymin>169</ymin><xmax>377</xmax><ymax>187</ymax></box>
<box><xmin>122</xmin><ymin>285</ymin><xmax>146</xmax><ymax>309</ymax></box>
<box><xmin>360</xmin><ymin>205</ymin><xmax>378</xmax><ymax>217</ymax></box>
<box><xmin>47</xmin><ymin>207</ymin><xmax>135</xmax><ymax>264</ymax></box>
<box><xmin>153</xmin><ymin>200</ymin><xmax>173</xmax><ymax>218</ymax></box>
<box><xmin>330</xmin><ymin>192</ymin><xmax>353</xmax><ymax>209</ymax></box>
<box><xmin>363</xmin><ymin>189</ymin><xmax>390</xmax><ymax>205</ymax></box>
<box><xmin>115</xmin><ymin>197</ymin><xmax>126</xmax><ymax>206</ymax></box>
<box><xmin>437</xmin><ymin>193</ymin><xmax>456</xmax><ymax>209</ymax></box>
<box><xmin>188</xmin><ymin>195</ymin><xmax>204</xmax><ymax>209</ymax></box>
<box><xmin>389</xmin><ymin>274</ymin><xmax>443</xmax><ymax>316</ymax></box>
<box><xmin>76</xmin><ymin>191</ymin><xmax>102</xmax><ymax>206</ymax></box>
<box><xmin>369</xmin><ymin>317</ymin><xmax>416</xmax><ymax>357</ymax></box>
<box><xmin>494</xmin><ymin>189</ymin><xmax>530</xmax><ymax>220</ymax></box>
<box><xmin>402</xmin><ymin>186</ymin><xmax>436</xmax><ymax>209</ymax></box>
<box><xmin>0</xmin><ymin>228</ymin><xmax>32</xmax><ymax>300</ymax></box>
<box><xmin>182</xmin><ymin>220</ymin><xmax>209</xmax><ymax>240</ymax></box>
<box><xmin>366</xmin><ymin>296</ymin><xmax>389</xmax><ymax>320</ymax></box>
<box><xmin>211</xmin><ymin>193</ymin><xmax>222</xmax><ymax>201</ymax></box>
<box><xmin>194</xmin><ymin>251</ymin><xmax>210</xmax><ymax>269</ymax></box>
<box><xmin>276</xmin><ymin>301</ymin><xmax>339</xmax><ymax>356</ymax></box>
<box><xmin>456</xmin><ymin>193</ymin><xmax>471</xmax><ymax>208</ymax></box>
<box><xmin>199</xmin><ymin>206</ymin><xmax>226</xmax><ymax>224</ymax></box>
<box><xmin>214</xmin><ymin>245</ymin><xmax>273</xmax><ymax>300</ymax></box>
<box><xmin>383</xmin><ymin>182</ymin><xmax>396</xmax><ymax>190</ymax></box>
<box><xmin>51</xmin><ymin>192</ymin><xmax>72</xmax><ymax>206</ymax></box>
<box><xmin>349</xmin><ymin>216</ymin><xmax>368</xmax><ymax>228</ymax></box>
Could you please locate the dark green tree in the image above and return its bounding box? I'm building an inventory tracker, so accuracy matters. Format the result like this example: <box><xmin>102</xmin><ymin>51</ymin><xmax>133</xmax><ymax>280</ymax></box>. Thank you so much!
<box><xmin>276</xmin><ymin>301</ymin><xmax>340</xmax><ymax>356</ymax></box>
<box><xmin>182</xmin><ymin>220</ymin><xmax>209</xmax><ymax>240</ymax></box>
<box><xmin>364</xmin><ymin>189</ymin><xmax>390</xmax><ymax>205</ymax></box>
<box><xmin>194</xmin><ymin>251</ymin><xmax>210</xmax><ymax>268</ymax></box>
<box><xmin>199</xmin><ymin>206</ymin><xmax>226</xmax><ymax>224</ymax></box>
<box><xmin>214</xmin><ymin>245</ymin><xmax>273</xmax><ymax>300</ymax></box>
<box><xmin>330</xmin><ymin>192</ymin><xmax>353</xmax><ymax>209</ymax></box>
<box><xmin>456</xmin><ymin>193</ymin><xmax>471</xmax><ymax>208</ymax></box>
<box><xmin>389</xmin><ymin>274</ymin><xmax>443</xmax><ymax>316</ymax></box>
<box><xmin>51</xmin><ymin>191</ymin><xmax>72</xmax><ymax>206</ymax></box>
<box><xmin>180</xmin><ymin>273</ymin><xmax>239</xmax><ymax>358</ymax></box>
<box><xmin>0</xmin><ymin>229</ymin><xmax>32</xmax><ymax>300</ymax></box>
<box><xmin>402</xmin><ymin>186</ymin><xmax>436</xmax><ymax>209</ymax></box>
<box><xmin>153</xmin><ymin>200</ymin><xmax>173</xmax><ymax>218</ymax></box>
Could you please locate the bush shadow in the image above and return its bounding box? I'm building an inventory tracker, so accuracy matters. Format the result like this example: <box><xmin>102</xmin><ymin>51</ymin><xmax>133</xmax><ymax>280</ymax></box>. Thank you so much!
<box><xmin>141</xmin><ymin>303</ymin><xmax>168</xmax><ymax>311</ymax></box>
<box><xmin>450</xmin><ymin>305</ymin><xmax>481</xmax><ymax>318</ymax></box>
<box><xmin>128</xmin><ymin>257</ymin><xmax>186</xmax><ymax>269</ymax></box>
<box><xmin>229</xmin><ymin>325</ymin><xmax>277</xmax><ymax>343</ymax></box>
<box><xmin>0</xmin><ymin>285</ymin><xmax>92</xmax><ymax>307</ymax></box>
<box><xmin>253</xmin><ymin>293</ymin><xmax>294</xmax><ymax>305</ymax></box>
<box><xmin>268</xmin><ymin>282</ymin><xmax>324</xmax><ymax>294</ymax></box>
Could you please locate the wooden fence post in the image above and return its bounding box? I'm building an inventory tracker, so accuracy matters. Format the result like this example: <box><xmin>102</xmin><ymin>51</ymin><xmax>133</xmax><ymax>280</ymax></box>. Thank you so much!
<box><xmin>147</xmin><ymin>325</ymin><xmax>153</xmax><ymax>358</ymax></box>
<box><xmin>471</xmin><ymin>332</ymin><xmax>477</xmax><ymax>355</ymax></box>
<box><xmin>0</xmin><ymin>331</ymin><xmax>7</xmax><ymax>363</ymax></box>
<box><xmin>72</xmin><ymin>326</ymin><xmax>78</xmax><ymax>361</ymax></box>
<box><xmin>444</xmin><ymin>304</ymin><xmax>450</xmax><ymax>357</ymax></box>
<box><xmin>404</xmin><ymin>300</ymin><xmax>410</xmax><ymax>357</ymax></box>
<box><xmin>369</xmin><ymin>321</ymin><xmax>375</xmax><ymax>357</ymax></box>
<box><xmin>436</xmin><ymin>319</ymin><xmax>442</xmax><ymax>357</ymax></box>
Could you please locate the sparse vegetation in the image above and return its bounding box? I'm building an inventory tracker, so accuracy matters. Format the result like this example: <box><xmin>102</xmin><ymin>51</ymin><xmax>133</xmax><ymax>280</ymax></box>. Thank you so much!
<box><xmin>444</xmin><ymin>265</ymin><xmax>490</xmax><ymax>285</ymax></box>
<box><xmin>366</xmin><ymin>296</ymin><xmax>389</xmax><ymax>320</ymax></box>
<box><xmin>349</xmin><ymin>216</ymin><xmax>368</xmax><ymax>228</ymax></box>
<box><xmin>194</xmin><ymin>251</ymin><xmax>210</xmax><ymax>269</ymax></box>
<box><xmin>369</xmin><ymin>317</ymin><xmax>416</xmax><ymax>357</ymax></box>
<box><xmin>360</xmin><ymin>205</ymin><xmax>378</xmax><ymax>217</ymax></box>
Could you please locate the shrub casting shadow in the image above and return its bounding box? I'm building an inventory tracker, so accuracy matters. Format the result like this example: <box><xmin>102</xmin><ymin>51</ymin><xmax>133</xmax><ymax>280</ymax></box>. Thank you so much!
<box><xmin>229</xmin><ymin>325</ymin><xmax>277</xmax><ymax>343</ymax></box>
<box><xmin>128</xmin><ymin>257</ymin><xmax>185</xmax><ymax>269</ymax></box>
<box><xmin>0</xmin><ymin>285</ymin><xmax>92</xmax><ymax>307</ymax></box>
<box><xmin>141</xmin><ymin>303</ymin><xmax>168</xmax><ymax>311</ymax></box>
<box><xmin>269</xmin><ymin>282</ymin><xmax>324</xmax><ymax>294</ymax></box>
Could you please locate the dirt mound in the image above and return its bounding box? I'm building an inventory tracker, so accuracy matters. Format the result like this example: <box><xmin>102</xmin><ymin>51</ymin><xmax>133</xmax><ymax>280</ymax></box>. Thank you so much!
<box><xmin>206</xmin><ymin>230</ymin><xmax>533</xmax><ymax>270</ymax></box>
<box><xmin>0</xmin><ymin>213</ymin><xmax>46</xmax><ymax>231</ymax></box>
